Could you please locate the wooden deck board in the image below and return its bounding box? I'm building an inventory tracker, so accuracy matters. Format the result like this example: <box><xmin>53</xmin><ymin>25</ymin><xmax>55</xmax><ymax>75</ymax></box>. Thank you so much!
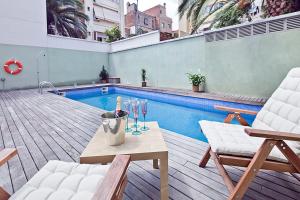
<box><xmin>0</xmin><ymin>89</ymin><xmax>299</xmax><ymax>199</ymax></box>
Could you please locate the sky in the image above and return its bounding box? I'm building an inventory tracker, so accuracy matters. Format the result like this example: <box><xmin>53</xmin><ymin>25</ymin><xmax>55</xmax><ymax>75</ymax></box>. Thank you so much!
<box><xmin>124</xmin><ymin>0</ymin><xmax>179</xmax><ymax>30</ymax></box>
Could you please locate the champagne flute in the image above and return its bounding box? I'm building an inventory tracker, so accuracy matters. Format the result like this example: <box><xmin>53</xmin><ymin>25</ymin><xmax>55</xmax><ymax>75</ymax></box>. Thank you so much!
<box><xmin>123</xmin><ymin>100</ymin><xmax>132</xmax><ymax>132</ymax></box>
<box><xmin>131</xmin><ymin>98</ymin><xmax>140</xmax><ymax>128</ymax></box>
<box><xmin>140</xmin><ymin>99</ymin><xmax>149</xmax><ymax>131</ymax></box>
<box><xmin>131</xmin><ymin>100</ymin><xmax>141</xmax><ymax>135</ymax></box>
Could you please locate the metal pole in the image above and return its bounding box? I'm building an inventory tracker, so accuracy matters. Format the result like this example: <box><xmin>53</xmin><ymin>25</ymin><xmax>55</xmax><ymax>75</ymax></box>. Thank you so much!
<box><xmin>135</xmin><ymin>0</ymin><xmax>139</xmax><ymax>35</ymax></box>
<box><xmin>36</xmin><ymin>51</ymin><xmax>46</xmax><ymax>92</ymax></box>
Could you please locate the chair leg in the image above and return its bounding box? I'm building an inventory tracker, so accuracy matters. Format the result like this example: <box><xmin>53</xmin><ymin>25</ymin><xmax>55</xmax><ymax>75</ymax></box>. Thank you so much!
<box><xmin>228</xmin><ymin>139</ymin><xmax>277</xmax><ymax>200</ymax></box>
<box><xmin>199</xmin><ymin>147</ymin><xmax>211</xmax><ymax>167</ymax></box>
<box><xmin>276</xmin><ymin>141</ymin><xmax>300</xmax><ymax>172</ymax></box>
<box><xmin>235</xmin><ymin>114</ymin><xmax>250</xmax><ymax>126</ymax></box>
<box><xmin>224</xmin><ymin>114</ymin><xmax>235</xmax><ymax>123</ymax></box>
<box><xmin>0</xmin><ymin>187</ymin><xmax>10</xmax><ymax>200</ymax></box>
<box><xmin>210</xmin><ymin>150</ymin><xmax>235</xmax><ymax>192</ymax></box>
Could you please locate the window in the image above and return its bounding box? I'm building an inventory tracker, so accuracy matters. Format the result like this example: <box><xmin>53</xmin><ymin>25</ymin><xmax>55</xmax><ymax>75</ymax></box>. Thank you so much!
<box><xmin>161</xmin><ymin>23</ymin><xmax>165</xmax><ymax>29</ymax></box>
<box><xmin>160</xmin><ymin>10</ymin><xmax>162</xmax><ymax>14</ymax></box>
<box><xmin>144</xmin><ymin>18</ymin><xmax>148</xmax><ymax>25</ymax></box>
<box><xmin>87</xmin><ymin>7</ymin><xmax>90</xmax><ymax>11</ymax></box>
<box><xmin>94</xmin><ymin>32</ymin><xmax>107</xmax><ymax>42</ymax></box>
<box><xmin>168</xmin><ymin>24</ymin><xmax>171</xmax><ymax>29</ymax></box>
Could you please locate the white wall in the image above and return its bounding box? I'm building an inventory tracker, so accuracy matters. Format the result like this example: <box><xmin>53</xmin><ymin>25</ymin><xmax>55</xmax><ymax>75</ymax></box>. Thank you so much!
<box><xmin>110</xmin><ymin>31</ymin><xmax>160</xmax><ymax>52</ymax></box>
<box><xmin>47</xmin><ymin>35</ymin><xmax>110</xmax><ymax>52</ymax></box>
<box><xmin>0</xmin><ymin>0</ymin><xmax>47</xmax><ymax>47</ymax></box>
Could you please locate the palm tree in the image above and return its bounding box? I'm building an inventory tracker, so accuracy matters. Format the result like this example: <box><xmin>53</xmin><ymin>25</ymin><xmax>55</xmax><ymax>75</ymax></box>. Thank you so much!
<box><xmin>263</xmin><ymin>0</ymin><xmax>299</xmax><ymax>17</ymax></box>
<box><xmin>178</xmin><ymin>0</ymin><xmax>228</xmax><ymax>33</ymax></box>
<box><xmin>179</xmin><ymin>0</ymin><xmax>299</xmax><ymax>34</ymax></box>
<box><xmin>47</xmin><ymin>0</ymin><xmax>89</xmax><ymax>39</ymax></box>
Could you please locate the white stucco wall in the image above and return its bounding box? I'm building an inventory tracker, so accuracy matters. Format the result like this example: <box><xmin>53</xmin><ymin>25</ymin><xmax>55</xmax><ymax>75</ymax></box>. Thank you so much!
<box><xmin>110</xmin><ymin>31</ymin><xmax>160</xmax><ymax>52</ymax></box>
<box><xmin>0</xmin><ymin>0</ymin><xmax>47</xmax><ymax>47</ymax></box>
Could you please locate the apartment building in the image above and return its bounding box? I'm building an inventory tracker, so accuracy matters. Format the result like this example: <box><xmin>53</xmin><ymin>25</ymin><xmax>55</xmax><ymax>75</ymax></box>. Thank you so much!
<box><xmin>84</xmin><ymin>0</ymin><xmax>125</xmax><ymax>42</ymax></box>
<box><xmin>125</xmin><ymin>2</ymin><xmax>172</xmax><ymax>36</ymax></box>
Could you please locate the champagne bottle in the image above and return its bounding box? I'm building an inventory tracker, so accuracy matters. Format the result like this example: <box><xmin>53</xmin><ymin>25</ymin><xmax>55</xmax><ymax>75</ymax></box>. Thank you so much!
<box><xmin>114</xmin><ymin>96</ymin><xmax>122</xmax><ymax>118</ymax></box>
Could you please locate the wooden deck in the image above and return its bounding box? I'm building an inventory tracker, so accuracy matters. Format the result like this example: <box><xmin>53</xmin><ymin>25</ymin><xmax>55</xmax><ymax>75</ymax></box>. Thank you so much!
<box><xmin>0</xmin><ymin>89</ymin><xmax>299</xmax><ymax>200</ymax></box>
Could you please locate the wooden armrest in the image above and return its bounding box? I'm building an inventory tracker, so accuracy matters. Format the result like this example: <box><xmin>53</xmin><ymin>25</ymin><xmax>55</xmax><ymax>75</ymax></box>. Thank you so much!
<box><xmin>92</xmin><ymin>155</ymin><xmax>131</xmax><ymax>200</ymax></box>
<box><xmin>245</xmin><ymin>128</ymin><xmax>300</xmax><ymax>142</ymax></box>
<box><xmin>0</xmin><ymin>148</ymin><xmax>17</xmax><ymax>167</ymax></box>
<box><xmin>214</xmin><ymin>105</ymin><xmax>258</xmax><ymax>115</ymax></box>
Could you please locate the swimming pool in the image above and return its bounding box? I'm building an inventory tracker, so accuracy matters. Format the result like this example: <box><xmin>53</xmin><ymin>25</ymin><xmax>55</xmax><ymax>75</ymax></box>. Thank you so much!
<box><xmin>63</xmin><ymin>87</ymin><xmax>261</xmax><ymax>142</ymax></box>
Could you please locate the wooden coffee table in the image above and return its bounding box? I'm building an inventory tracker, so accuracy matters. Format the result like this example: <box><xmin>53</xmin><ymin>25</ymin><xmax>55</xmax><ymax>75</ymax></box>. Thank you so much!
<box><xmin>80</xmin><ymin>121</ymin><xmax>169</xmax><ymax>200</ymax></box>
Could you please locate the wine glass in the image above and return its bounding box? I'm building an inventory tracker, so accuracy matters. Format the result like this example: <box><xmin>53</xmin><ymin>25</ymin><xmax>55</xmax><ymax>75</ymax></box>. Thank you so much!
<box><xmin>140</xmin><ymin>99</ymin><xmax>149</xmax><ymax>131</ymax></box>
<box><xmin>131</xmin><ymin>100</ymin><xmax>141</xmax><ymax>135</ymax></box>
<box><xmin>123</xmin><ymin>100</ymin><xmax>132</xmax><ymax>132</ymax></box>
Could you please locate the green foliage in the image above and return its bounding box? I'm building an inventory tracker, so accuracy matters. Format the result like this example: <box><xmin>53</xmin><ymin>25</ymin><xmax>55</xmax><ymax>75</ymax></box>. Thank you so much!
<box><xmin>178</xmin><ymin>0</ymin><xmax>224</xmax><ymax>33</ymax></box>
<box><xmin>105</xmin><ymin>26</ymin><xmax>122</xmax><ymax>43</ymax></box>
<box><xmin>213</xmin><ymin>3</ymin><xmax>249</xmax><ymax>28</ymax></box>
<box><xmin>187</xmin><ymin>73</ymin><xmax>205</xmax><ymax>86</ymax></box>
<box><xmin>47</xmin><ymin>0</ymin><xmax>89</xmax><ymax>39</ymax></box>
<box><xmin>99</xmin><ymin>66</ymin><xmax>109</xmax><ymax>80</ymax></box>
<box><xmin>178</xmin><ymin>0</ymin><xmax>253</xmax><ymax>33</ymax></box>
<box><xmin>141</xmin><ymin>69</ymin><xmax>147</xmax><ymax>82</ymax></box>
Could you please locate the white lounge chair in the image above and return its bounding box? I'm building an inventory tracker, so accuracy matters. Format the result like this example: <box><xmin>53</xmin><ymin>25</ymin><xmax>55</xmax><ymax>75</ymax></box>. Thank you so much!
<box><xmin>0</xmin><ymin>149</ymin><xmax>130</xmax><ymax>200</ymax></box>
<box><xmin>199</xmin><ymin>68</ymin><xmax>300</xmax><ymax>200</ymax></box>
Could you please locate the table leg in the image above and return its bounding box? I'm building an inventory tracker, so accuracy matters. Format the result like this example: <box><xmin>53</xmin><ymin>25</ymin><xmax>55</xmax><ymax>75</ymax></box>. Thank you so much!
<box><xmin>153</xmin><ymin>159</ymin><xmax>159</xmax><ymax>169</ymax></box>
<box><xmin>160</xmin><ymin>153</ymin><xmax>169</xmax><ymax>200</ymax></box>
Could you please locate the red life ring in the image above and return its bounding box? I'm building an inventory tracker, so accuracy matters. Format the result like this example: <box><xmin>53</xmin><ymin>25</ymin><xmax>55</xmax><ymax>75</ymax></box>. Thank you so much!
<box><xmin>3</xmin><ymin>59</ymin><xmax>23</xmax><ymax>75</ymax></box>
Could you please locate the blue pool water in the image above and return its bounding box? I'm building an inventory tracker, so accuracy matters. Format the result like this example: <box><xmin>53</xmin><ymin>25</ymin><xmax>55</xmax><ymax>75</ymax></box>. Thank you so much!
<box><xmin>64</xmin><ymin>87</ymin><xmax>261</xmax><ymax>142</ymax></box>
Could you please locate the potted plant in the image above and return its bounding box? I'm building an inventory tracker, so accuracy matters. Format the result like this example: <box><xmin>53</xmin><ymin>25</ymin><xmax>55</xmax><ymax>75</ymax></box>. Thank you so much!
<box><xmin>99</xmin><ymin>65</ymin><xmax>109</xmax><ymax>83</ymax></box>
<box><xmin>141</xmin><ymin>69</ymin><xmax>147</xmax><ymax>87</ymax></box>
<box><xmin>187</xmin><ymin>73</ymin><xmax>206</xmax><ymax>92</ymax></box>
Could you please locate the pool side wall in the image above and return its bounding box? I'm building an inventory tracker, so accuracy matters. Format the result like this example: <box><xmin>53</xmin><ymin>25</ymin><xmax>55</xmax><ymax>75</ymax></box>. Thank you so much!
<box><xmin>0</xmin><ymin>44</ymin><xmax>108</xmax><ymax>90</ymax></box>
<box><xmin>109</xmin><ymin>29</ymin><xmax>300</xmax><ymax>98</ymax></box>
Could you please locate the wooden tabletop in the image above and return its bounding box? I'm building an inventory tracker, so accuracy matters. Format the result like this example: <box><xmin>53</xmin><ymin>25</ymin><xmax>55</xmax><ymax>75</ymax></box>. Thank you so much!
<box><xmin>80</xmin><ymin>121</ymin><xmax>168</xmax><ymax>164</ymax></box>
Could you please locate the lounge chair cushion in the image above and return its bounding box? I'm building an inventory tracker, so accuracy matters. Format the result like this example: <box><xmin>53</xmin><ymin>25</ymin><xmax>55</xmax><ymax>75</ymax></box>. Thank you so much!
<box><xmin>10</xmin><ymin>160</ymin><xmax>110</xmax><ymax>200</ymax></box>
<box><xmin>252</xmin><ymin>68</ymin><xmax>300</xmax><ymax>150</ymax></box>
<box><xmin>199</xmin><ymin>120</ymin><xmax>300</xmax><ymax>162</ymax></box>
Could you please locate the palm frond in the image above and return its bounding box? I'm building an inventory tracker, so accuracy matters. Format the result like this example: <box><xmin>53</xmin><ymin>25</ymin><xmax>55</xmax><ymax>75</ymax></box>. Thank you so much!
<box><xmin>179</xmin><ymin>0</ymin><xmax>196</xmax><ymax>19</ymax></box>
<box><xmin>47</xmin><ymin>0</ymin><xmax>88</xmax><ymax>38</ymax></box>
<box><xmin>190</xmin><ymin>4</ymin><xmax>224</xmax><ymax>33</ymax></box>
<box><xmin>186</xmin><ymin>1</ymin><xmax>198</xmax><ymax>19</ymax></box>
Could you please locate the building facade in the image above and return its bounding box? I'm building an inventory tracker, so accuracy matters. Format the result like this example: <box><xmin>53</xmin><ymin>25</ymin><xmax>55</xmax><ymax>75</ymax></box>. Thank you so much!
<box><xmin>125</xmin><ymin>2</ymin><xmax>172</xmax><ymax>36</ymax></box>
<box><xmin>178</xmin><ymin>0</ymin><xmax>192</xmax><ymax>37</ymax></box>
<box><xmin>84</xmin><ymin>0</ymin><xmax>125</xmax><ymax>42</ymax></box>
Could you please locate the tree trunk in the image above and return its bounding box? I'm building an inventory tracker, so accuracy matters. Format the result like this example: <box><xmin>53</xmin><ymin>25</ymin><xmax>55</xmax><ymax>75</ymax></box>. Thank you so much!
<box><xmin>265</xmin><ymin>0</ymin><xmax>296</xmax><ymax>17</ymax></box>
<box><xmin>295</xmin><ymin>0</ymin><xmax>300</xmax><ymax>10</ymax></box>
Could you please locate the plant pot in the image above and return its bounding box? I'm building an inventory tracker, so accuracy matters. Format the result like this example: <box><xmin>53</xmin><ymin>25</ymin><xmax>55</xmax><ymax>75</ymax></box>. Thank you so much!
<box><xmin>192</xmin><ymin>85</ymin><xmax>199</xmax><ymax>92</ymax></box>
<box><xmin>142</xmin><ymin>81</ymin><xmax>147</xmax><ymax>87</ymax></box>
<box><xmin>100</xmin><ymin>79</ymin><xmax>107</xmax><ymax>84</ymax></box>
<box><xmin>199</xmin><ymin>84</ymin><xmax>205</xmax><ymax>92</ymax></box>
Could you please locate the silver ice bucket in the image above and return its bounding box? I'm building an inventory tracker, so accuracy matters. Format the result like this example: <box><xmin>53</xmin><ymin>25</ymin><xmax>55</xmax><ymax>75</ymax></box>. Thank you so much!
<box><xmin>101</xmin><ymin>111</ymin><xmax>128</xmax><ymax>146</ymax></box>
